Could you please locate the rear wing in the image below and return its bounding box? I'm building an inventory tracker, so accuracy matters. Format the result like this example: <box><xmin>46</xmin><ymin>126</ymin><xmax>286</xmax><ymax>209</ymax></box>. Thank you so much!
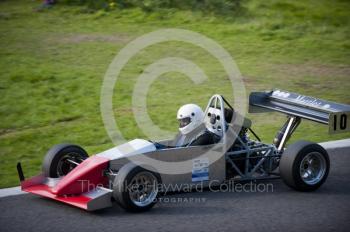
<box><xmin>249</xmin><ymin>90</ymin><xmax>350</xmax><ymax>134</ymax></box>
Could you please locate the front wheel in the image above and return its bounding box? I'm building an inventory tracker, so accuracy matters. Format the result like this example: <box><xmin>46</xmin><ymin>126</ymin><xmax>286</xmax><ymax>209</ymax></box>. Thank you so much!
<box><xmin>113</xmin><ymin>166</ymin><xmax>161</xmax><ymax>212</ymax></box>
<box><xmin>280</xmin><ymin>141</ymin><xmax>330</xmax><ymax>192</ymax></box>
<box><xmin>42</xmin><ymin>144</ymin><xmax>89</xmax><ymax>178</ymax></box>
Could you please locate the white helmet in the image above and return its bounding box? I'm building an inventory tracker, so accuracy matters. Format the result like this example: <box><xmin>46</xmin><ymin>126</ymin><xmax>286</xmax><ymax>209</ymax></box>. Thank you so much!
<box><xmin>177</xmin><ymin>104</ymin><xmax>204</xmax><ymax>135</ymax></box>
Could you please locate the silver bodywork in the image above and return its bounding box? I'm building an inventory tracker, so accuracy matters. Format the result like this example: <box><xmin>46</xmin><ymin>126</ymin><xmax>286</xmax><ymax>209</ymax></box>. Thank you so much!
<box><xmin>98</xmin><ymin>139</ymin><xmax>226</xmax><ymax>190</ymax></box>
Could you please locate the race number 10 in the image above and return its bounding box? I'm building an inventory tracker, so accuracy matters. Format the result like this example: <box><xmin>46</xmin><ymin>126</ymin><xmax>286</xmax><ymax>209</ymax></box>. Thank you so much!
<box><xmin>329</xmin><ymin>112</ymin><xmax>350</xmax><ymax>134</ymax></box>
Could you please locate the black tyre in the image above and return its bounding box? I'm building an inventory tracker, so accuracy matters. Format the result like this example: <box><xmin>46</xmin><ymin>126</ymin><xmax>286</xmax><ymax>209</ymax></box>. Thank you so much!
<box><xmin>113</xmin><ymin>166</ymin><xmax>161</xmax><ymax>212</ymax></box>
<box><xmin>280</xmin><ymin>140</ymin><xmax>330</xmax><ymax>192</ymax></box>
<box><xmin>42</xmin><ymin>144</ymin><xmax>88</xmax><ymax>178</ymax></box>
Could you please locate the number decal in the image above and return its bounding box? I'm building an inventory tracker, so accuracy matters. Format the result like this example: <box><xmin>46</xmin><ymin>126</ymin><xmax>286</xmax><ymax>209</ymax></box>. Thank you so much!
<box><xmin>340</xmin><ymin>114</ymin><xmax>347</xmax><ymax>130</ymax></box>
<box><xmin>330</xmin><ymin>112</ymin><xmax>350</xmax><ymax>134</ymax></box>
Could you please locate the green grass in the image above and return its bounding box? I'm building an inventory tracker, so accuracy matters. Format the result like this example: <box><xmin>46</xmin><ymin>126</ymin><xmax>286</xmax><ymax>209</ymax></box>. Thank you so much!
<box><xmin>0</xmin><ymin>0</ymin><xmax>349</xmax><ymax>188</ymax></box>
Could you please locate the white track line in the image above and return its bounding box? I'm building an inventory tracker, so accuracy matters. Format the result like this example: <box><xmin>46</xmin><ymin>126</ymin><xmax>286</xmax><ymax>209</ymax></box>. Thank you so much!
<box><xmin>0</xmin><ymin>139</ymin><xmax>349</xmax><ymax>198</ymax></box>
<box><xmin>319</xmin><ymin>138</ymin><xmax>350</xmax><ymax>149</ymax></box>
<box><xmin>0</xmin><ymin>186</ymin><xmax>25</xmax><ymax>198</ymax></box>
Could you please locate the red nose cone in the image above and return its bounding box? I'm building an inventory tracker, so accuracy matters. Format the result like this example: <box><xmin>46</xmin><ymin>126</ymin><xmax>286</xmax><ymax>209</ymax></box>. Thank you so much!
<box><xmin>52</xmin><ymin>156</ymin><xmax>109</xmax><ymax>195</ymax></box>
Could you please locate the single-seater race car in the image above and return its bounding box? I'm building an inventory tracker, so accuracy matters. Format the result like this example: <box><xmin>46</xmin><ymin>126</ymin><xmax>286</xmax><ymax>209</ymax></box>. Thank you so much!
<box><xmin>17</xmin><ymin>90</ymin><xmax>350</xmax><ymax>212</ymax></box>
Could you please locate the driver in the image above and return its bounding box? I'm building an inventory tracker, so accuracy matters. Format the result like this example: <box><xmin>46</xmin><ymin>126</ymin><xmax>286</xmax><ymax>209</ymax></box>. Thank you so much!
<box><xmin>174</xmin><ymin>104</ymin><xmax>221</xmax><ymax>147</ymax></box>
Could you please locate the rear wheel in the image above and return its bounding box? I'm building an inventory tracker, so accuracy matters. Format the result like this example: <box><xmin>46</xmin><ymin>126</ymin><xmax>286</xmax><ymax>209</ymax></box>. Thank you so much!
<box><xmin>42</xmin><ymin>144</ymin><xmax>88</xmax><ymax>178</ymax></box>
<box><xmin>280</xmin><ymin>141</ymin><xmax>330</xmax><ymax>191</ymax></box>
<box><xmin>113</xmin><ymin>166</ymin><xmax>160</xmax><ymax>212</ymax></box>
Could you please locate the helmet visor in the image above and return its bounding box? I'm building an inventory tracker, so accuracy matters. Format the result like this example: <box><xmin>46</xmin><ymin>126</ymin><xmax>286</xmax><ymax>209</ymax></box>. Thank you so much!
<box><xmin>178</xmin><ymin>117</ymin><xmax>191</xmax><ymax>128</ymax></box>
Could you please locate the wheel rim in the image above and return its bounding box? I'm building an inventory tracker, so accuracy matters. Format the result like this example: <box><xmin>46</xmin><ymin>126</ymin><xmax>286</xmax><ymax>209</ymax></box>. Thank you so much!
<box><xmin>57</xmin><ymin>152</ymin><xmax>85</xmax><ymax>177</ymax></box>
<box><xmin>299</xmin><ymin>152</ymin><xmax>326</xmax><ymax>185</ymax></box>
<box><xmin>128</xmin><ymin>171</ymin><xmax>158</xmax><ymax>207</ymax></box>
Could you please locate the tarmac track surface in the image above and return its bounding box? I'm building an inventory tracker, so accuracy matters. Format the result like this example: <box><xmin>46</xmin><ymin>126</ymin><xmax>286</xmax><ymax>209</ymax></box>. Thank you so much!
<box><xmin>0</xmin><ymin>145</ymin><xmax>349</xmax><ymax>232</ymax></box>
